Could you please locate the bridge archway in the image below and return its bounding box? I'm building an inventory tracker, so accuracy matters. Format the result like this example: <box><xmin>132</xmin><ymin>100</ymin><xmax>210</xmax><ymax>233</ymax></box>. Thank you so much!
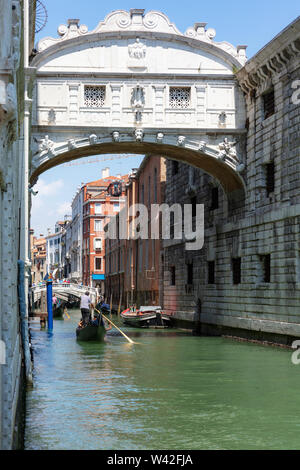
<box><xmin>30</xmin><ymin>9</ymin><xmax>248</xmax><ymax>203</ymax></box>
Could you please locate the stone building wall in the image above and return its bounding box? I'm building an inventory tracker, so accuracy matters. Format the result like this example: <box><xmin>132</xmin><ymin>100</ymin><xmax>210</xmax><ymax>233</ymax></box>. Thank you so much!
<box><xmin>0</xmin><ymin>0</ymin><xmax>35</xmax><ymax>449</ymax></box>
<box><xmin>163</xmin><ymin>18</ymin><xmax>300</xmax><ymax>344</ymax></box>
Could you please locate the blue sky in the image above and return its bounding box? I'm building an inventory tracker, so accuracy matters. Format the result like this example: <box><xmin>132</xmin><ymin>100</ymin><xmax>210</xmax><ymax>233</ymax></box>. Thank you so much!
<box><xmin>31</xmin><ymin>1</ymin><xmax>300</xmax><ymax>237</ymax></box>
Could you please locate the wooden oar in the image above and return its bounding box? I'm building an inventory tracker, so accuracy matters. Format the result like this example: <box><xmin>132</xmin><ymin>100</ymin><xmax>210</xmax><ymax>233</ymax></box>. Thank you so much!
<box><xmin>94</xmin><ymin>308</ymin><xmax>137</xmax><ymax>345</ymax></box>
<box><xmin>63</xmin><ymin>307</ymin><xmax>70</xmax><ymax>320</ymax></box>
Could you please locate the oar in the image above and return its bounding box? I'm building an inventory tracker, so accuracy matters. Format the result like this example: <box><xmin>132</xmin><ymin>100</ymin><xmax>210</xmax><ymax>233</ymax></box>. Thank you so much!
<box><xmin>94</xmin><ymin>308</ymin><xmax>137</xmax><ymax>345</ymax></box>
<box><xmin>63</xmin><ymin>307</ymin><xmax>70</xmax><ymax>320</ymax></box>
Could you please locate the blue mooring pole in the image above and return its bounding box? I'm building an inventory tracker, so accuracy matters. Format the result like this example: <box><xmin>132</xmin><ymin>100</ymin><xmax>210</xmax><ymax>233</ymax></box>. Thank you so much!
<box><xmin>46</xmin><ymin>279</ymin><xmax>53</xmax><ymax>331</ymax></box>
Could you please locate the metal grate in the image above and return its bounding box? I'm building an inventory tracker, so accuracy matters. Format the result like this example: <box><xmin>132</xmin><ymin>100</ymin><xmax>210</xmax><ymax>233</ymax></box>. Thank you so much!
<box><xmin>263</xmin><ymin>88</ymin><xmax>275</xmax><ymax>119</ymax></box>
<box><xmin>169</xmin><ymin>87</ymin><xmax>191</xmax><ymax>109</ymax></box>
<box><xmin>266</xmin><ymin>161</ymin><xmax>275</xmax><ymax>195</ymax></box>
<box><xmin>84</xmin><ymin>86</ymin><xmax>106</xmax><ymax>108</ymax></box>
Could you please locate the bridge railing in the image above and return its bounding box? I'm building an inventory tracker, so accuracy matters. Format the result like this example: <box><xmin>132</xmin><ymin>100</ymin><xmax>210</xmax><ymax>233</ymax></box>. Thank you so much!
<box><xmin>31</xmin><ymin>284</ymin><xmax>99</xmax><ymax>301</ymax></box>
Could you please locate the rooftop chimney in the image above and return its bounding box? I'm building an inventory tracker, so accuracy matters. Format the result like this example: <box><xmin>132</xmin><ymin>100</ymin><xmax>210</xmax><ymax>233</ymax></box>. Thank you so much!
<box><xmin>102</xmin><ymin>167</ymin><xmax>110</xmax><ymax>178</ymax></box>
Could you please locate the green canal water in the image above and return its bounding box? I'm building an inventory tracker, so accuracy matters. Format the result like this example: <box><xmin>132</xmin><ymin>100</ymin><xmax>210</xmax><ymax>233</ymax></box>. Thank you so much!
<box><xmin>25</xmin><ymin>309</ymin><xmax>300</xmax><ymax>450</ymax></box>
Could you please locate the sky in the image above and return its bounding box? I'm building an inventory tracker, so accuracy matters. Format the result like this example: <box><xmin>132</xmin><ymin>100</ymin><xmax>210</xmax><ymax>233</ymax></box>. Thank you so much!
<box><xmin>31</xmin><ymin>0</ymin><xmax>300</xmax><ymax>237</ymax></box>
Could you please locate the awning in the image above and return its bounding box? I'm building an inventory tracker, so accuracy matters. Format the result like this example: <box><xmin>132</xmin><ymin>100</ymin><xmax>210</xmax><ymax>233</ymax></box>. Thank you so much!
<box><xmin>92</xmin><ymin>274</ymin><xmax>105</xmax><ymax>280</ymax></box>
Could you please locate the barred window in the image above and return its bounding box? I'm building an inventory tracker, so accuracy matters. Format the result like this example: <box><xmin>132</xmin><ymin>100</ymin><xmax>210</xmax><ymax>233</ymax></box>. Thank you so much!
<box><xmin>84</xmin><ymin>86</ymin><xmax>105</xmax><ymax>108</ymax></box>
<box><xmin>260</xmin><ymin>254</ymin><xmax>271</xmax><ymax>283</ymax></box>
<box><xmin>232</xmin><ymin>257</ymin><xmax>241</xmax><ymax>285</ymax></box>
<box><xmin>262</xmin><ymin>88</ymin><xmax>275</xmax><ymax>119</ymax></box>
<box><xmin>208</xmin><ymin>261</ymin><xmax>215</xmax><ymax>284</ymax></box>
<box><xmin>169</xmin><ymin>87</ymin><xmax>191</xmax><ymax>109</ymax></box>
<box><xmin>265</xmin><ymin>161</ymin><xmax>275</xmax><ymax>196</ymax></box>
<box><xmin>170</xmin><ymin>266</ymin><xmax>176</xmax><ymax>286</ymax></box>
<box><xmin>210</xmin><ymin>187</ymin><xmax>219</xmax><ymax>211</ymax></box>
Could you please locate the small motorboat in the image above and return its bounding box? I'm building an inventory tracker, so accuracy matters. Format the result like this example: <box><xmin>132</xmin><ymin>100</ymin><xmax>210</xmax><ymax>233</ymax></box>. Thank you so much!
<box><xmin>121</xmin><ymin>306</ymin><xmax>173</xmax><ymax>328</ymax></box>
<box><xmin>76</xmin><ymin>313</ymin><xmax>106</xmax><ymax>341</ymax></box>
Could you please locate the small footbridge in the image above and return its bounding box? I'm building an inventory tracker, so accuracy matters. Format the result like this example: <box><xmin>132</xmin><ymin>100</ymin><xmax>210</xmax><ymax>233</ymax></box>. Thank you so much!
<box><xmin>31</xmin><ymin>283</ymin><xmax>98</xmax><ymax>304</ymax></box>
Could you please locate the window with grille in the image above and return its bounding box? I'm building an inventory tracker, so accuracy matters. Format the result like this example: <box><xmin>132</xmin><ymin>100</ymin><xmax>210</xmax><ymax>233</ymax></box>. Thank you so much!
<box><xmin>84</xmin><ymin>86</ymin><xmax>105</xmax><ymax>108</ymax></box>
<box><xmin>94</xmin><ymin>238</ymin><xmax>102</xmax><ymax>250</ymax></box>
<box><xmin>232</xmin><ymin>257</ymin><xmax>241</xmax><ymax>285</ymax></box>
<box><xmin>170</xmin><ymin>266</ymin><xmax>176</xmax><ymax>286</ymax></box>
<box><xmin>265</xmin><ymin>161</ymin><xmax>275</xmax><ymax>196</ymax></box>
<box><xmin>94</xmin><ymin>220</ymin><xmax>103</xmax><ymax>232</ymax></box>
<box><xmin>172</xmin><ymin>161</ymin><xmax>179</xmax><ymax>175</ymax></box>
<box><xmin>169</xmin><ymin>87</ymin><xmax>191</xmax><ymax>109</ymax></box>
<box><xmin>95</xmin><ymin>258</ymin><xmax>102</xmax><ymax>270</ymax></box>
<box><xmin>208</xmin><ymin>261</ymin><xmax>215</xmax><ymax>284</ymax></box>
<box><xmin>210</xmin><ymin>187</ymin><xmax>219</xmax><ymax>210</ymax></box>
<box><xmin>95</xmin><ymin>203</ymin><xmax>102</xmax><ymax>214</ymax></box>
<box><xmin>262</xmin><ymin>88</ymin><xmax>275</xmax><ymax>119</ymax></box>
<box><xmin>260</xmin><ymin>254</ymin><xmax>271</xmax><ymax>283</ymax></box>
<box><xmin>187</xmin><ymin>263</ymin><xmax>193</xmax><ymax>285</ymax></box>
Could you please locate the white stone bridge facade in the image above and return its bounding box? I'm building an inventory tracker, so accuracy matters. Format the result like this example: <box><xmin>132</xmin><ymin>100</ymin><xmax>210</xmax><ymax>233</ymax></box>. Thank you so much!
<box><xmin>30</xmin><ymin>9</ymin><xmax>247</xmax><ymax>203</ymax></box>
<box><xmin>31</xmin><ymin>283</ymin><xmax>98</xmax><ymax>304</ymax></box>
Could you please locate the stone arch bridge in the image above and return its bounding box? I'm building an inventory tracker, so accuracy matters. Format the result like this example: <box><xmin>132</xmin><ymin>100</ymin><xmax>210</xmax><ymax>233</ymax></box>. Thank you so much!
<box><xmin>31</xmin><ymin>283</ymin><xmax>98</xmax><ymax>304</ymax></box>
<box><xmin>30</xmin><ymin>9</ymin><xmax>248</xmax><ymax>206</ymax></box>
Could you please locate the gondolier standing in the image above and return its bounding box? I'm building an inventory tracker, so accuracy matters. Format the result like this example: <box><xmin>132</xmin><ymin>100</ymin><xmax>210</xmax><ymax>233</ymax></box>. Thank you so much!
<box><xmin>80</xmin><ymin>291</ymin><xmax>93</xmax><ymax>325</ymax></box>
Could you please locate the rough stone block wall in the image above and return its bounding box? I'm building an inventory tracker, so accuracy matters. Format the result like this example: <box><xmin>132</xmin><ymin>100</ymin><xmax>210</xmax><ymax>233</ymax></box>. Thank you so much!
<box><xmin>163</xmin><ymin>48</ymin><xmax>300</xmax><ymax>341</ymax></box>
<box><xmin>0</xmin><ymin>131</ymin><xmax>24</xmax><ymax>449</ymax></box>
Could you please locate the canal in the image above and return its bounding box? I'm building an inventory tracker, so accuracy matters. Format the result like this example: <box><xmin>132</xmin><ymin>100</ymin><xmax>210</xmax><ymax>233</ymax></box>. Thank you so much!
<box><xmin>25</xmin><ymin>309</ymin><xmax>300</xmax><ymax>450</ymax></box>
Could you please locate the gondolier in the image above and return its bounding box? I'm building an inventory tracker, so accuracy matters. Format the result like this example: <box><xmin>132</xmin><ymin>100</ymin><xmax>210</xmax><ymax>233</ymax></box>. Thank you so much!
<box><xmin>80</xmin><ymin>291</ymin><xmax>93</xmax><ymax>325</ymax></box>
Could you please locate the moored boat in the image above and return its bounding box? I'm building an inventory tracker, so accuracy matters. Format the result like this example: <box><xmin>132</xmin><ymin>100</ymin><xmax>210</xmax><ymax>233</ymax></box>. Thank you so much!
<box><xmin>121</xmin><ymin>306</ymin><xmax>172</xmax><ymax>328</ymax></box>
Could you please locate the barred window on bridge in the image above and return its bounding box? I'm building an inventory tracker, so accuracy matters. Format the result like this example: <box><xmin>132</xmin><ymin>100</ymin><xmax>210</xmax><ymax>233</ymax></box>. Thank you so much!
<box><xmin>169</xmin><ymin>87</ymin><xmax>191</xmax><ymax>109</ymax></box>
<box><xmin>84</xmin><ymin>86</ymin><xmax>106</xmax><ymax>108</ymax></box>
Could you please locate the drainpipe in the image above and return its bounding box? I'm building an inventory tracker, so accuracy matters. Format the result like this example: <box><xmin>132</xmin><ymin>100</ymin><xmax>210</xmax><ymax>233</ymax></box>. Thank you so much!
<box><xmin>19</xmin><ymin>0</ymin><xmax>33</xmax><ymax>382</ymax></box>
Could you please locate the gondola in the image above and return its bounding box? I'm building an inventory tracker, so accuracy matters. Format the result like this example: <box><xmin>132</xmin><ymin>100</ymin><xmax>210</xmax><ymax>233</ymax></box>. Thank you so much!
<box><xmin>76</xmin><ymin>308</ymin><xmax>108</xmax><ymax>341</ymax></box>
<box><xmin>76</xmin><ymin>321</ymin><xmax>106</xmax><ymax>341</ymax></box>
<box><xmin>121</xmin><ymin>306</ymin><xmax>173</xmax><ymax>328</ymax></box>
<box><xmin>53</xmin><ymin>301</ymin><xmax>64</xmax><ymax>318</ymax></box>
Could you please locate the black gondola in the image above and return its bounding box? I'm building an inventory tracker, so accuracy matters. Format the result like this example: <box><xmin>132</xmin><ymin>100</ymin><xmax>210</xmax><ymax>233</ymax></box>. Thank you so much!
<box><xmin>76</xmin><ymin>322</ymin><xmax>106</xmax><ymax>341</ymax></box>
<box><xmin>76</xmin><ymin>310</ymin><xmax>107</xmax><ymax>341</ymax></box>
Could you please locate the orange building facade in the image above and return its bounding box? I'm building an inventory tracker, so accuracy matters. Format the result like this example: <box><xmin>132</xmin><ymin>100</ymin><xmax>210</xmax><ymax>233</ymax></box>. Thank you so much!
<box><xmin>105</xmin><ymin>155</ymin><xmax>166</xmax><ymax>309</ymax></box>
<box><xmin>82</xmin><ymin>175</ymin><xmax>128</xmax><ymax>290</ymax></box>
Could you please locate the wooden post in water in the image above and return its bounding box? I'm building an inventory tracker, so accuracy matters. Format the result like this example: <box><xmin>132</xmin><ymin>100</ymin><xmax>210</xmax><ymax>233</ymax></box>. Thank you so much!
<box><xmin>118</xmin><ymin>288</ymin><xmax>123</xmax><ymax>317</ymax></box>
<box><xmin>110</xmin><ymin>292</ymin><xmax>113</xmax><ymax>317</ymax></box>
<box><xmin>40</xmin><ymin>290</ymin><xmax>47</xmax><ymax>327</ymax></box>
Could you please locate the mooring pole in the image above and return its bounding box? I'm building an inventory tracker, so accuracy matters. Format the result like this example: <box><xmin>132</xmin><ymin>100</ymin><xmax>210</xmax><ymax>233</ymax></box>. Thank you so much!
<box><xmin>47</xmin><ymin>279</ymin><xmax>53</xmax><ymax>331</ymax></box>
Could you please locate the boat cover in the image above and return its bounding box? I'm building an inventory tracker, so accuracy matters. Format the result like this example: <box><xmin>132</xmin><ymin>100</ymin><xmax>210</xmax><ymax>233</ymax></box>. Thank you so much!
<box><xmin>139</xmin><ymin>306</ymin><xmax>162</xmax><ymax>312</ymax></box>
